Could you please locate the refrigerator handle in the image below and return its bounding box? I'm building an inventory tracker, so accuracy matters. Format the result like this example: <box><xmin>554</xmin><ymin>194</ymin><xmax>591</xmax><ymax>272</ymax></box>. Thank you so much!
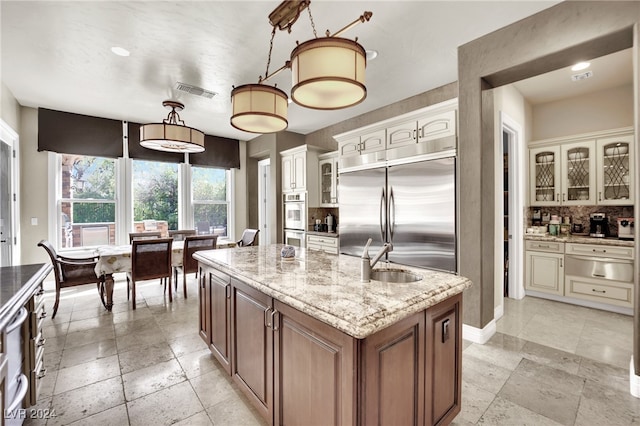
<box><xmin>380</xmin><ymin>187</ymin><xmax>386</xmax><ymax>242</ymax></box>
<box><xmin>389</xmin><ymin>186</ymin><xmax>395</xmax><ymax>243</ymax></box>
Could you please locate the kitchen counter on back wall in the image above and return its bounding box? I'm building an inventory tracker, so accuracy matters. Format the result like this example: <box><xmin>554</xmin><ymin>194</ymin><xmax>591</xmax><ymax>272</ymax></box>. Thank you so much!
<box><xmin>524</xmin><ymin>233</ymin><xmax>634</xmax><ymax>247</ymax></box>
<box><xmin>305</xmin><ymin>230</ymin><xmax>339</xmax><ymax>238</ymax></box>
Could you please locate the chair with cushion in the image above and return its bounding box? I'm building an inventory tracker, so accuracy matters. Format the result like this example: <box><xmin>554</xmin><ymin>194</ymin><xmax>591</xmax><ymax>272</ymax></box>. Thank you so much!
<box><xmin>173</xmin><ymin>235</ymin><xmax>217</xmax><ymax>298</ymax></box>
<box><xmin>168</xmin><ymin>229</ymin><xmax>197</xmax><ymax>241</ymax></box>
<box><xmin>129</xmin><ymin>231</ymin><xmax>162</xmax><ymax>243</ymax></box>
<box><xmin>236</xmin><ymin>229</ymin><xmax>260</xmax><ymax>247</ymax></box>
<box><xmin>127</xmin><ymin>238</ymin><xmax>173</xmax><ymax>309</ymax></box>
<box><xmin>38</xmin><ymin>240</ymin><xmax>103</xmax><ymax>319</ymax></box>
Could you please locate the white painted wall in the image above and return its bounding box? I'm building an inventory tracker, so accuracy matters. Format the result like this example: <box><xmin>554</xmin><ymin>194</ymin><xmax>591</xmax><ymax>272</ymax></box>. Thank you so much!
<box><xmin>532</xmin><ymin>84</ymin><xmax>633</xmax><ymax>141</ymax></box>
<box><xmin>493</xmin><ymin>84</ymin><xmax>532</xmax><ymax>318</ymax></box>
<box><xmin>1</xmin><ymin>82</ymin><xmax>20</xmax><ymax>131</ymax></box>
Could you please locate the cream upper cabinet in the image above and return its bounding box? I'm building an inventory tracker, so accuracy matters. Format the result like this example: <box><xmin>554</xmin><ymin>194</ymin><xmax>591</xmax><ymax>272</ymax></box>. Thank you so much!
<box><xmin>281</xmin><ymin>145</ymin><xmax>324</xmax><ymax>205</ymax></box>
<box><xmin>560</xmin><ymin>140</ymin><xmax>596</xmax><ymax>205</ymax></box>
<box><xmin>360</xmin><ymin>129</ymin><xmax>386</xmax><ymax>155</ymax></box>
<box><xmin>386</xmin><ymin>110</ymin><xmax>457</xmax><ymax>151</ymax></box>
<box><xmin>318</xmin><ymin>151</ymin><xmax>339</xmax><ymax>207</ymax></box>
<box><xmin>530</xmin><ymin>146</ymin><xmax>561</xmax><ymax>206</ymax></box>
<box><xmin>282</xmin><ymin>150</ymin><xmax>306</xmax><ymax>192</ymax></box>
<box><xmin>596</xmin><ymin>134</ymin><xmax>634</xmax><ymax>205</ymax></box>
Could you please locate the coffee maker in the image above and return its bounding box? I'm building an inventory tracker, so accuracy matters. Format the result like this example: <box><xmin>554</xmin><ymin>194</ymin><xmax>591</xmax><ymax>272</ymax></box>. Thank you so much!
<box><xmin>589</xmin><ymin>213</ymin><xmax>610</xmax><ymax>238</ymax></box>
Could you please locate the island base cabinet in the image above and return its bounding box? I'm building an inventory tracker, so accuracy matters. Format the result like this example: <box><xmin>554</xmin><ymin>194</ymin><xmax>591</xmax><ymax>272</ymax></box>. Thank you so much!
<box><xmin>361</xmin><ymin>311</ymin><xmax>425</xmax><ymax>426</ymax></box>
<box><xmin>231</xmin><ymin>280</ymin><xmax>273</xmax><ymax>423</ymax></box>
<box><xmin>273</xmin><ymin>301</ymin><xmax>356</xmax><ymax>426</ymax></box>
<box><xmin>198</xmin><ymin>266</ymin><xmax>232</xmax><ymax>375</ymax></box>
<box><xmin>425</xmin><ymin>293</ymin><xmax>462</xmax><ymax>426</ymax></box>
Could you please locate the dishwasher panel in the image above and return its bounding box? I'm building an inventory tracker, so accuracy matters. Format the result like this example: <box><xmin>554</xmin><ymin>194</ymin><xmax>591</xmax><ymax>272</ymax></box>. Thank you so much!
<box><xmin>565</xmin><ymin>255</ymin><xmax>633</xmax><ymax>283</ymax></box>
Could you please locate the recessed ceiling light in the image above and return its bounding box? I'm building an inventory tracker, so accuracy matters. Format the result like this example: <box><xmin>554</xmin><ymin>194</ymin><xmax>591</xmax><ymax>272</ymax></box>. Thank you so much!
<box><xmin>366</xmin><ymin>50</ymin><xmax>378</xmax><ymax>61</ymax></box>
<box><xmin>571</xmin><ymin>62</ymin><xmax>590</xmax><ymax>71</ymax></box>
<box><xmin>111</xmin><ymin>46</ymin><xmax>130</xmax><ymax>57</ymax></box>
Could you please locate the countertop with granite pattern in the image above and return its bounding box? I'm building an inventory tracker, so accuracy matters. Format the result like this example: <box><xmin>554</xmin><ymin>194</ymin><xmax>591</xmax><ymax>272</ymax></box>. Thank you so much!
<box><xmin>305</xmin><ymin>231</ymin><xmax>339</xmax><ymax>238</ymax></box>
<box><xmin>0</xmin><ymin>263</ymin><xmax>51</xmax><ymax>329</ymax></box>
<box><xmin>194</xmin><ymin>244</ymin><xmax>471</xmax><ymax>339</ymax></box>
<box><xmin>524</xmin><ymin>233</ymin><xmax>634</xmax><ymax>247</ymax></box>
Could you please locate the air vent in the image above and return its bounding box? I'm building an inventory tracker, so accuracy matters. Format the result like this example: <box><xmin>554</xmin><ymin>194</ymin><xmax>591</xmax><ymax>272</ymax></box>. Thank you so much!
<box><xmin>571</xmin><ymin>71</ymin><xmax>593</xmax><ymax>82</ymax></box>
<box><xmin>175</xmin><ymin>82</ymin><xmax>217</xmax><ymax>99</ymax></box>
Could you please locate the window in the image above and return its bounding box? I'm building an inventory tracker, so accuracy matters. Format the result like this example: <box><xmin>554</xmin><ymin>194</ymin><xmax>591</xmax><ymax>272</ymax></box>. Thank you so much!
<box><xmin>59</xmin><ymin>155</ymin><xmax>116</xmax><ymax>248</ymax></box>
<box><xmin>132</xmin><ymin>160</ymin><xmax>178</xmax><ymax>233</ymax></box>
<box><xmin>192</xmin><ymin>166</ymin><xmax>229</xmax><ymax>237</ymax></box>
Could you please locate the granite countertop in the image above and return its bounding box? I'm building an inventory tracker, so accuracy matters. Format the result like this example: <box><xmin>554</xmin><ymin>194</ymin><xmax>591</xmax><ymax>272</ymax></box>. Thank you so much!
<box><xmin>194</xmin><ymin>244</ymin><xmax>471</xmax><ymax>339</ymax></box>
<box><xmin>524</xmin><ymin>233</ymin><xmax>634</xmax><ymax>247</ymax></box>
<box><xmin>306</xmin><ymin>231</ymin><xmax>339</xmax><ymax>238</ymax></box>
<box><xmin>0</xmin><ymin>263</ymin><xmax>52</xmax><ymax>329</ymax></box>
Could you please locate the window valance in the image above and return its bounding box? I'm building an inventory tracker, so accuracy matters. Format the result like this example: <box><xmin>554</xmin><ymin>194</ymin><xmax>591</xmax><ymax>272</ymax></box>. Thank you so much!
<box><xmin>37</xmin><ymin>108</ymin><xmax>123</xmax><ymax>158</ymax></box>
<box><xmin>38</xmin><ymin>109</ymin><xmax>240</xmax><ymax>169</ymax></box>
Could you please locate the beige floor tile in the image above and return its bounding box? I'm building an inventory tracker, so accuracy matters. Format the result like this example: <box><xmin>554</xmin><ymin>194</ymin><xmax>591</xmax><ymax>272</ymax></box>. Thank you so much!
<box><xmin>167</xmin><ymin>331</ymin><xmax>209</xmax><ymax>357</ymax></box>
<box><xmin>49</xmin><ymin>376</ymin><xmax>125</xmax><ymax>426</ymax></box>
<box><xmin>122</xmin><ymin>358</ymin><xmax>186</xmax><ymax>401</ymax></box>
<box><xmin>44</xmin><ymin>335</ymin><xmax>67</xmax><ymax>355</ymax></box>
<box><xmin>463</xmin><ymin>333</ymin><xmax>525</xmax><ymax>371</ymax></box>
<box><xmin>190</xmin><ymin>369</ymin><xmax>238</xmax><ymax>410</ymax></box>
<box><xmin>59</xmin><ymin>338</ymin><xmax>118</xmax><ymax>369</ymax></box>
<box><xmin>173</xmin><ymin>411</ymin><xmax>214</xmax><ymax>426</ymax></box>
<box><xmin>113</xmin><ymin>316</ymin><xmax>159</xmax><ymax>337</ymax></box>
<box><xmin>177</xmin><ymin>348</ymin><xmax>219</xmax><ymax>379</ymax></box>
<box><xmin>457</xmin><ymin>381</ymin><xmax>496</xmax><ymax>424</ymax></box>
<box><xmin>478</xmin><ymin>396</ymin><xmax>563</xmax><ymax>425</ymax></box>
<box><xmin>206</xmin><ymin>393</ymin><xmax>268</xmax><ymax>426</ymax></box>
<box><xmin>517</xmin><ymin>313</ymin><xmax>584</xmax><ymax>353</ymax></box>
<box><xmin>115</xmin><ymin>327</ymin><xmax>167</xmax><ymax>352</ymax></box>
<box><xmin>66</xmin><ymin>315</ymin><xmax>115</xmax><ymax>334</ymax></box>
<box><xmin>126</xmin><ymin>381</ymin><xmax>204</xmax><ymax>426</ymax></box>
<box><xmin>66</xmin><ymin>404</ymin><xmax>129</xmax><ymax>426</ymax></box>
<box><xmin>63</xmin><ymin>325</ymin><xmax>115</xmax><ymax>349</ymax></box>
<box><xmin>578</xmin><ymin>357</ymin><xmax>635</xmax><ymax>395</ymax></box>
<box><xmin>575</xmin><ymin>380</ymin><xmax>640</xmax><ymax>425</ymax></box>
<box><xmin>118</xmin><ymin>341</ymin><xmax>175</xmax><ymax>374</ymax></box>
<box><xmin>521</xmin><ymin>340</ymin><xmax>582</xmax><ymax>375</ymax></box>
<box><xmin>461</xmin><ymin>353</ymin><xmax>512</xmax><ymax>394</ymax></box>
<box><xmin>54</xmin><ymin>354</ymin><xmax>120</xmax><ymax>395</ymax></box>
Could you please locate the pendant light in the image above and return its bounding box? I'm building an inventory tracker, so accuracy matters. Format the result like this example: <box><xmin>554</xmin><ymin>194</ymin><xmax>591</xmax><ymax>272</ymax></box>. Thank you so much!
<box><xmin>140</xmin><ymin>101</ymin><xmax>205</xmax><ymax>153</ymax></box>
<box><xmin>230</xmin><ymin>0</ymin><xmax>372</xmax><ymax>134</ymax></box>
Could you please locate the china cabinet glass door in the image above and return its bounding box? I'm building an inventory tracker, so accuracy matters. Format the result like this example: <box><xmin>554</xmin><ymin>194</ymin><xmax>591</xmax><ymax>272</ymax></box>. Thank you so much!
<box><xmin>597</xmin><ymin>135</ymin><xmax>634</xmax><ymax>205</ymax></box>
<box><xmin>320</xmin><ymin>160</ymin><xmax>333</xmax><ymax>205</ymax></box>
<box><xmin>530</xmin><ymin>146</ymin><xmax>560</xmax><ymax>206</ymax></box>
<box><xmin>560</xmin><ymin>141</ymin><xmax>595</xmax><ymax>205</ymax></box>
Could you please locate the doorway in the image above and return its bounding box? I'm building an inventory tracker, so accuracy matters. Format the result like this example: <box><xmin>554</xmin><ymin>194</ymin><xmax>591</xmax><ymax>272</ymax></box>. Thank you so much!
<box><xmin>0</xmin><ymin>120</ymin><xmax>19</xmax><ymax>267</ymax></box>
<box><xmin>258</xmin><ymin>159</ymin><xmax>271</xmax><ymax>246</ymax></box>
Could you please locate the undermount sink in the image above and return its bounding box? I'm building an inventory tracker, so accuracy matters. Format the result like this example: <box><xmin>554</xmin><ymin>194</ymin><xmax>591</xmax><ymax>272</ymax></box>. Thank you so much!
<box><xmin>369</xmin><ymin>268</ymin><xmax>423</xmax><ymax>283</ymax></box>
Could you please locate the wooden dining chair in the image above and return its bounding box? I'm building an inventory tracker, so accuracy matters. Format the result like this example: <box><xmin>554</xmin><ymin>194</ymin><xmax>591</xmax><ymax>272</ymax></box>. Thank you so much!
<box><xmin>38</xmin><ymin>240</ymin><xmax>104</xmax><ymax>319</ymax></box>
<box><xmin>173</xmin><ymin>235</ymin><xmax>217</xmax><ymax>298</ymax></box>
<box><xmin>236</xmin><ymin>229</ymin><xmax>260</xmax><ymax>247</ymax></box>
<box><xmin>129</xmin><ymin>231</ymin><xmax>162</xmax><ymax>243</ymax></box>
<box><xmin>126</xmin><ymin>238</ymin><xmax>173</xmax><ymax>309</ymax></box>
<box><xmin>168</xmin><ymin>229</ymin><xmax>197</xmax><ymax>241</ymax></box>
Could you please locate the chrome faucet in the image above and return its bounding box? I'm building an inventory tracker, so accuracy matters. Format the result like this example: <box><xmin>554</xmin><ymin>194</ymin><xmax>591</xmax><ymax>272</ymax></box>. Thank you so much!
<box><xmin>361</xmin><ymin>238</ymin><xmax>393</xmax><ymax>282</ymax></box>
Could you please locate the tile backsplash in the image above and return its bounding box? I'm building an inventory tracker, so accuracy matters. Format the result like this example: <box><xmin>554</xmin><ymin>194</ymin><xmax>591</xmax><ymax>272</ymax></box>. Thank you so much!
<box><xmin>308</xmin><ymin>207</ymin><xmax>338</xmax><ymax>230</ymax></box>
<box><xmin>526</xmin><ymin>205</ymin><xmax>634</xmax><ymax>237</ymax></box>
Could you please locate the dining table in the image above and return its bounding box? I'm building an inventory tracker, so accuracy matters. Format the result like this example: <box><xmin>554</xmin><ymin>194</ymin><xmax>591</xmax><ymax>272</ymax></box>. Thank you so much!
<box><xmin>93</xmin><ymin>238</ymin><xmax>237</xmax><ymax>311</ymax></box>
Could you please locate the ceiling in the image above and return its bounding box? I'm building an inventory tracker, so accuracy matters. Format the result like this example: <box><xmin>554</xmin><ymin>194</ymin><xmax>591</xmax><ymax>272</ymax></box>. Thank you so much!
<box><xmin>1</xmin><ymin>1</ymin><xmax>568</xmax><ymax>141</ymax></box>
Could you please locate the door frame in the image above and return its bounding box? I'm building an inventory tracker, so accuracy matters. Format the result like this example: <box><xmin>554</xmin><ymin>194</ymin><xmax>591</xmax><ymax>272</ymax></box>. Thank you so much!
<box><xmin>258</xmin><ymin>158</ymin><xmax>271</xmax><ymax>246</ymax></box>
<box><xmin>0</xmin><ymin>119</ymin><xmax>20</xmax><ymax>266</ymax></box>
<box><xmin>500</xmin><ymin>112</ymin><xmax>525</xmax><ymax>301</ymax></box>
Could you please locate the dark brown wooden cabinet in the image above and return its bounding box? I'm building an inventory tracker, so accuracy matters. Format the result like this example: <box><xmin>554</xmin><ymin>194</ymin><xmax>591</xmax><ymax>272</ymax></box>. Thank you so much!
<box><xmin>231</xmin><ymin>279</ymin><xmax>273</xmax><ymax>422</ymax></box>
<box><xmin>199</xmin><ymin>266</ymin><xmax>231</xmax><ymax>375</ymax></box>
<box><xmin>425</xmin><ymin>293</ymin><xmax>462</xmax><ymax>426</ymax></box>
<box><xmin>198</xmin><ymin>263</ymin><xmax>463</xmax><ymax>426</ymax></box>
<box><xmin>361</xmin><ymin>310</ymin><xmax>425</xmax><ymax>426</ymax></box>
<box><xmin>273</xmin><ymin>300</ymin><xmax>356</xmax><ymax>426</ymax></box>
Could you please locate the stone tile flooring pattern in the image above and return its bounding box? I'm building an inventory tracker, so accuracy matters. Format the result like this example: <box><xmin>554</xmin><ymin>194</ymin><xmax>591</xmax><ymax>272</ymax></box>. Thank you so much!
<box><xmin>22</xmin><ymin>276</ymin><xmax>640</xmax><ymax>425</ymax></box>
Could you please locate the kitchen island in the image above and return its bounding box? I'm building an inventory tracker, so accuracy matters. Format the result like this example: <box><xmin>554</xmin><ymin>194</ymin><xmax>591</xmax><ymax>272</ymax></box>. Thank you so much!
<box><xmin>195</xmin><ymin>244</ymin><xmax>471</xmax><ymax>426</ymax></box>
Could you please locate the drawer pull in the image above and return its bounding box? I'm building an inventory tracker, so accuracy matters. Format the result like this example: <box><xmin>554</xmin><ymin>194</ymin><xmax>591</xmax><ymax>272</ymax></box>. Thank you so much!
<box><xmin>39</xmin><ymin>311</ymin><xmax>47</xmax><ymax>320</ymax></box>
<box><xmin>36</xmin><ymin>337</ymin><xmax>46</xmax><ymax>347</ymax></box>
<box><xmin>37</xmin><ymin>368</ymin><xmax>47</xmax><ymax>379</ymax></box>
<box><xmin>591</xmin><ymin>289</ymin><xmax>606</xmax><ymax>294</ymax></box>
<box><xmin>592</xmin><ymin>274</ymin><xmax>606</xmax><ymax>278</ymax></box>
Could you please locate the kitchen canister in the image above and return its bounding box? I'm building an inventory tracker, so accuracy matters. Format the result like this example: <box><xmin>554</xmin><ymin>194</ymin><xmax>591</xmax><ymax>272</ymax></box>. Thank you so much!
<box><xmin>548</xmin><ymin>219</ymin><xmax>560</xmax><ymax>236</ymax></box>
<box><xmin>281</xmin><ymin>245</ymin><xmax>296</xmax><ymax>260</ymax></box>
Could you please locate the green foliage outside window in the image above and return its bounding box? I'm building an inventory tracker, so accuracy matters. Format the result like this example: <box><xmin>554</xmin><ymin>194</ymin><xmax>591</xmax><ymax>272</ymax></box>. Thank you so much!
<box><xmin>133</xmin><ymin>161</ymin><xmax>179</xmax><ymax>230</ymax></box>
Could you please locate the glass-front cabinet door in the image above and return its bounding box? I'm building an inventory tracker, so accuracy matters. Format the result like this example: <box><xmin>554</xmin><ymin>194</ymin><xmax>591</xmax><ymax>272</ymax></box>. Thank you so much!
<box><xmin>596</xmin><ymin>134</ymin><xmax>634</xmax><ymax>205</ymax></box>
<box><xmin>530</xmin><ymin>146</ymin><xmax>561</xmax><ymax>206</ymax></box>
<box><xmin>318</xmin><ymin>152</ymin><xmax>338</xmax><ymax>207</ymax></box>
<box><xmin>560</xmin><ymin>141</ymin><xmax>595</xmax><ymax>205</ymax></box>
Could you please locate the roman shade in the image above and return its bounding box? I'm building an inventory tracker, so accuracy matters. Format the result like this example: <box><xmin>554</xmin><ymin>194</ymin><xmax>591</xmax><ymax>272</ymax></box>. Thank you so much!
<box><xmin>38</xmin><ymin>108</ymin><xmax>123</xmax><ymax>158</ymax></box>
<box><xmin>190</xmin><ymin>135</ymin><xmax>241</xmax><ymax>169</ymax></box>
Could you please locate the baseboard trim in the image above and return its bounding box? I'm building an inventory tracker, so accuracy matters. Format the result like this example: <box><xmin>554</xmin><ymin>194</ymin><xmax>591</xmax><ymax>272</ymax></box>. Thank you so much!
<box><xmin>463</xmin><ymin>320</ymin><xmax>496</xmax><ymax>344</ymax></box>
<box><xmin>630</xmin><ymin>356</ymin><xmax>640</xmax><ymax>398</ymax></box>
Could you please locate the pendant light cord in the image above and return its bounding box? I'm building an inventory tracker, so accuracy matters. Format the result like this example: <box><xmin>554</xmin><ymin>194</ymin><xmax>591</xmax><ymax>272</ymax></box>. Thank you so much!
<box><xmin>262</xmin><ymin>27</ymin><xmax>277</xmax><ymax>83</ymax></box>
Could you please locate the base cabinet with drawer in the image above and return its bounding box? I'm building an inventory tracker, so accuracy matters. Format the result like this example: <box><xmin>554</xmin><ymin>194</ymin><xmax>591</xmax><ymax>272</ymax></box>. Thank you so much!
<box><xmin>306</xmin><ymin>234</ymin><xmax>339</xmax><ymax>255</ymax></box>
<box><xmin>524</xmin><ymin>240</ymin><xmax>564</xmax><ymax>296</ymax></box>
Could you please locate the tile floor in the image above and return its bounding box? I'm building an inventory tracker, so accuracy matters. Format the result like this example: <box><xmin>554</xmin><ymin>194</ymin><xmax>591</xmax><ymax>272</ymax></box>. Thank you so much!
<box><xmin>23</xmin><ymin>275</ymin><xmax>640</xmax><ymax>425</ymax></box>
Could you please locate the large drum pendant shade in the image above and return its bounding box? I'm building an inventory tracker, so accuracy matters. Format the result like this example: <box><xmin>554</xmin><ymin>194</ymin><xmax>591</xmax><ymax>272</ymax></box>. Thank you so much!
<box><xmin>139</xmin><ymin>101</ymin><xmax>205</xmax><ymax>153</ymax></box>
<box><xmin>230</xmin><ymin>84</ymin><xmax>289</xmax><ymax>134</ymax></box>
<box><xmin>290</xmin><ymin>37</ymin><xmax>367</xmax><ymax>110</ymax></box>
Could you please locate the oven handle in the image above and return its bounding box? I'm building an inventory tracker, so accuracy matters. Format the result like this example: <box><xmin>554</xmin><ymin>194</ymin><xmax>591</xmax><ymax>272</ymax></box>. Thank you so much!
<box><xmin>7</xmin><ymin>374</ymin><xmax>29</xmax><ymax>414</ymax></box>
<box><xmin>6</xmin><ymin>307</ymin><xmax>28</xmax><ymax>334</ymax></box>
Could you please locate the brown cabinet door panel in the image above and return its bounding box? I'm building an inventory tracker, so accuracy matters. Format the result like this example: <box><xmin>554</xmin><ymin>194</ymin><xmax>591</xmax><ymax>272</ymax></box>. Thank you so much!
<box><xmin>361</xmin><ymin>311</ymin><xmax>425</xmax><ymax>426</ymax></box>
<box><xmin>232</xmin><ymin>279</ymin><xmax>273</xmax><ymax>421</ymax></box>
<box><xmin>425</xmin><ymin>293</ymin><xmax>462</xmax><ymax>426</ymax></box>
<box><xmin>198</xmin><ymin>266</ymin><xmax>210</xmax><ymax>345</ymax></box>
<box><xmin>274</xmin><ymin>301</ymin><xmax>356</xmax><ymax>426</ymax></box>
<box><xmin>209</xmin><ymin>269</ymin><xmax>231</xmax><ymax>374</ymax></box>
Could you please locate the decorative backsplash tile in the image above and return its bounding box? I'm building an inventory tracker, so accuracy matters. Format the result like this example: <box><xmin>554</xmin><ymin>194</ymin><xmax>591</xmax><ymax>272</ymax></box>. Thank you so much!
<box><xmin>526</xmin><ymin>205</ymin><xmax>634</xmax><ymax>237</ymax></box>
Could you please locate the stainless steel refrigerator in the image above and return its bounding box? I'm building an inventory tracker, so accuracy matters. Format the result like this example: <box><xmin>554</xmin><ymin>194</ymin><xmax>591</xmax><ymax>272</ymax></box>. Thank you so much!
<box><xmin>339</xmin><ymin>157</ymin><xmax>456</xmax><ymax>272</ymax></box>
